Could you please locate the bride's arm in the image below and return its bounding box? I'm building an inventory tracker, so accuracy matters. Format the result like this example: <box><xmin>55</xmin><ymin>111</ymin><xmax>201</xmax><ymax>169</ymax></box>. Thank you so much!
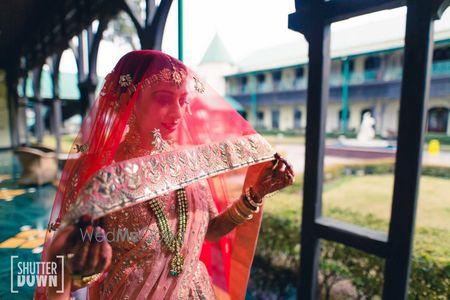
<box><xmin>205</xmin><ymin>193</ymin><xmax>258</xmax><ymax>242</ymax></box>
<box><xmin>205</xmin><ymin>154</ymin><xmax>295</xmax><ymax>242</ymax></box>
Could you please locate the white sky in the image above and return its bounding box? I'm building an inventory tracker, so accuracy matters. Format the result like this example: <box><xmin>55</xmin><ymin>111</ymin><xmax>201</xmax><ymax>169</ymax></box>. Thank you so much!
<box><xmin>59</xmin><ymin>2</ymin><xmax>450</xmax><ymax>76</ymax></box>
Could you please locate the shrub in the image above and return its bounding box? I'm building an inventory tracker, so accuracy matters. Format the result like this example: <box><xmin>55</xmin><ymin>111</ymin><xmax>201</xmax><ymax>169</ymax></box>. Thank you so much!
<box><xmin>251</xmin><ymin>208</ymin><xmax>450</xmax><ymax>299</ymax></box>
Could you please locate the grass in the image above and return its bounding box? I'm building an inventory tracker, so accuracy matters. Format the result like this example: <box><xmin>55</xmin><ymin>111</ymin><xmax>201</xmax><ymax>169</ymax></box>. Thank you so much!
<box><xmin>29</xmin><ymin>134</ymin><xmax>76</xmax><ymax>153</ymax></box>
<box><xmin>263</xmin><ymin>174</ymin><xmax>450</xmax><ymax>259</ymax></box>
<box><xmin>262</xmin><ymin>134</ymin><xmax>305</xmax><ymax>145</ymax></box>
<box><xmin>323</xmin><ymin>175</ymin><xmax>450</xmax><ymax>232</ymax></box>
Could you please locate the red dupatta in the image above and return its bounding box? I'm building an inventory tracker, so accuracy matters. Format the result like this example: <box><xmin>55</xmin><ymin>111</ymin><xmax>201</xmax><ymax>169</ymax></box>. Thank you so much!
<box><xmin>35</xmin><ymin>50</ymin><xmax>276</xmax><ymax>299</ymax></box>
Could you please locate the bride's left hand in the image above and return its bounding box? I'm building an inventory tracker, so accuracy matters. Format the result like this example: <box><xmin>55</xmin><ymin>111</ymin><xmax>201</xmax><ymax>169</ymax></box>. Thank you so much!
<box><xmin>251</xmin><ymin>153</ymin><xmax>295</xmax><ymax>201</ymax></box>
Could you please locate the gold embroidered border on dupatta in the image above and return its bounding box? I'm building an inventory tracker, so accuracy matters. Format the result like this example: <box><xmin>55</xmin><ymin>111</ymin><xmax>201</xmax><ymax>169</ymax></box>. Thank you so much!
<box><xmin>62</xmin><ymin>133</ymin><xmax>275</xmax><ymax>225</ymax></box>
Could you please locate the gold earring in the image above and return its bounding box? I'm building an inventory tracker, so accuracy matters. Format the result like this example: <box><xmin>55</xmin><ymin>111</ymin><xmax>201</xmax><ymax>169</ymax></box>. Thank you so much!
<box><xmin>150</xmin><ymin>128</ymin><xmax>170</xmax><ymax>154</ymax></box>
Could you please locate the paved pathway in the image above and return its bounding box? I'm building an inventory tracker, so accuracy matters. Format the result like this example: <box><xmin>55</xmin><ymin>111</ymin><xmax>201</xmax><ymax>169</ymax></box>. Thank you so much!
<box><xmin>272</xmin><ymin>143</ymin><xmax>450</xmax><ymax>175</ymax></box>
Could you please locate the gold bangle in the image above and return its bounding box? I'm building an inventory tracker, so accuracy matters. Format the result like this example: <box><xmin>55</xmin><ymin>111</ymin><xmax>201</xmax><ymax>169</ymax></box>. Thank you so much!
<box><xmin>232</xmin><ymin>202</ymin><xmax>253</xmax><ymax>221</ymax></box>
<box><xmin>225</xmin><ymin>206</ymin><xmax>244</xmax><ymax>225</ymax></box>
<box><xmin>72</xmin><ymin>272</ymin><xmax>103</xmax><ymax>289</ymax></box>
<box><xmin>242</xmin><ymin>195</ymin><xmax>261</xmax><ymax>213</ymax></box>
<box><xmin>226</xmin><ymin>201</ymin><xmax>252</xmax><ymax>225</ymax></box>
<box><xmin>236</xmin><ymin>195</ymin><xmax>259</xmax><ymax>215</ymax></box>
<box><xmin>245</xmin><ymin>187</ymin><xmax>263</xmax><ymax>208</ymax></box>
<box><xmin>235</xmin><ymin>200</ymin><xmax>254</xmax><ymax>217</ymax></box>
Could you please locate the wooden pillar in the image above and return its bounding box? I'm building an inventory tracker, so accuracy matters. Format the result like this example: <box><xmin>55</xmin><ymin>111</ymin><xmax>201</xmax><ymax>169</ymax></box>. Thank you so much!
<box><xmin>32</xmin><ymin>67</ymin><xmax>45</xmax><ymax>144</ymax></box>
<box><xmin>298</xmin><ymin>4</ymin><xmax>331</xmax><ymax>299</ymax></box>
<box><xmin>384</xmin><ymin>1</ymin><xmax>436</xmax><ymax>298</ymax></box>
<box><xmin>5</xmin><ymin>66</ymin><xmax>19</xmax><ymax>148</ymax></box>
<box><xmin>49</xmin><ymin>53</ymin><xmax>63</xmax><ymax>155</ymax></box>
<box><xmin>20</xmin><ymin>74</ymin><xmax>30</xmax><ymax>146</ymax></box>
<box><xmin>72</xmin><ymin>18</ymin><xmax>108</xmax><ymax>119</ymax></box>
<box><xmin>16</xmin><ymin>77</ymin><xmax>29</xmax><ymax>146</ymax></box>
<box><xmin>288</xmin><ymin>1</ymin><xmax>450</xmax><ymax>300</ymax></box>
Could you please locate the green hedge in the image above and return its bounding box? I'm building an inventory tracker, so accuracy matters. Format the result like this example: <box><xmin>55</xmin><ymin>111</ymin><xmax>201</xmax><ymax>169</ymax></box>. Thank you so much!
<box><xmin>251</xmin><ymin>210</ymin><xmax>450</xmax><ymax>299</ymax></box>
<box><xmin>324</xmin><ymin>162</ymin><xmax>450</xmax><ymax>179</ymax></box>
<box><xmin>260</xmin><ymin>130</ymin><xmax>450</xmax><ymax>145</ymax></box>
<box><xmin>424</xmin><ymin>133</ymin><xmax>450</xmax><ymax>145</ymax></box>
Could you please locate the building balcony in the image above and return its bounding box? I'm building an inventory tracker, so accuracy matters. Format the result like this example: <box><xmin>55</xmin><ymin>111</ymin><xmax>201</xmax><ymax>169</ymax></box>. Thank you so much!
<box><xmin>230</xmin><ymin>75</ymin><xmax>450</xmax><ymax>105</ymax></box>
<box><xmin>227</xmin><ymin>60</ymin><xmax>450</xmax><ymax>96</ymax></box>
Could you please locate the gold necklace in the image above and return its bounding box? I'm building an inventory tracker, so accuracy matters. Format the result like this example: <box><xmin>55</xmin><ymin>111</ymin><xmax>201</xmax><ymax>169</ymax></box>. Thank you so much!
<box><xmin>148</xmin><ymin>188</ymin><xmax>188</xmax><ymax>276</ymax></box>
<box><xmin>124</xmin><ymin>120</ymin><xmax>187</xmax><ymax>275</ymax></box>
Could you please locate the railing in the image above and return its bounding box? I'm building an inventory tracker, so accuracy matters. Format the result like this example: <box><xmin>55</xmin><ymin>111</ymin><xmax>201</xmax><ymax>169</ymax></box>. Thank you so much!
<box><xmin>432</xmin><ymin>60</ymin><xmax>450</xmax><ymax>76</ymax></box>
<box><xmin>227</xmin><ymin>60</ymin><xmax>450</xmax><ymax>95</ymax></box>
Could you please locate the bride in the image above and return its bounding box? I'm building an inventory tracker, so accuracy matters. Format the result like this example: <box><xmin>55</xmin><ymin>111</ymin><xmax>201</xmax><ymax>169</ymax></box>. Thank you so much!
<box><xmin>37</xmin><ymin>50</ymin><xmax>294</xmax><ymax>300</ymax></box>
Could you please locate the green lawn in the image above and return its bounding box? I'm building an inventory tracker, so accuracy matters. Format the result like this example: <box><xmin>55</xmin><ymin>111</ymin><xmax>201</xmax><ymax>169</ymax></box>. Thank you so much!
<box><xmin>263</xmin><ymin>174</ymin><xmax>450</xmax><ymax>260</ymax></box>
<box><xmin>29</xmin><ymin>134</ymin><xmax>76</xmax><ymax>153</ymax></box>
<box><xmin>323</xmin><ymin>175</ymin><xmax>450</xmax><ymax>232</ymax></box>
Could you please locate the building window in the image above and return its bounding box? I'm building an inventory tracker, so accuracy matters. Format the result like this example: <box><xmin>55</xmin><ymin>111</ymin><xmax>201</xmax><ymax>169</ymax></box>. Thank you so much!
<box><xmin>272</xmin><ymin>71</ymin><xmax>281</xmax><ymax>82</ymax></box>
<box><xmin>364</xmin><ymin>56</ymin><xmax>381</xmax><ymax>70</ymax></box>
<box><xmin>427</xmin><ymin>107</ymin><xmax>449</xmax><ymax>133</ymax></box>
<box><xmin>240</xmin><ymin>77</ymin><xmax>247</xmax><ymax>93</ymax></box>
<box><xmin>271</xmin><ymin>110</ymin><xmax>280</xmax><ymax>129</ymax></box>
<box><xmin>294</xmin><ymin>109</ymin><xmax>302</xmax><ymax>129</ymax></box>
<box><xmin>256</xmin><ymin>73</ymin><xmax>266</xmax><ymax>92</ymax></box>
<box><xmin>433</xmin><ymin>46</ymin><xmax>450</xmax><ymax>62</ymax></box>
<box><xmin>257</xmin><ymin>73</ymin><xmax>265</xmax><ymax>84</ymax></box>
<box><xmin>364</xmin><ymin>57</ymin><xmax>381</xmax><ymax>81</ymax></box>
<box><xmin>256</xmin><ymin>111</ymin><xmax>265</xmax><ymax>128</ymax></box>
<box><xmin>272</xmin><ymin>71</ymin><xmax>282</xmax><ymax>91</ymax></box>
<box><xmin>295</xmin><ymin>67</ymin><xmax>304</xmax><ymax>79</ymax></box>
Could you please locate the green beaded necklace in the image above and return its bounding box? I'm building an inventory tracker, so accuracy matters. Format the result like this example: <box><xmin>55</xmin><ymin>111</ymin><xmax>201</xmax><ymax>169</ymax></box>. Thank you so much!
<box><xmin>148</xmin><ymin>188</ymin><xmax>188</xmax><ymax>276</ymax></box>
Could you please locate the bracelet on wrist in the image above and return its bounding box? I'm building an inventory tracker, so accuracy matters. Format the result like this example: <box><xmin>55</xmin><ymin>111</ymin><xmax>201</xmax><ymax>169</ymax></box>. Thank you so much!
<box><xmin>237</xmin><ymin>195</ymin><xmax>259</xmax><ymax>215</ymax></box>
<box><xmin>225</xmin><ymin>208</ymin><xmax>243</xmax><ymax>225</ymax></box>
<box><xmin>245</xmin><ymin>187</ymin><xmax>263</xmax><ymax>209</ymax></box>
<box><xmin>232</xmin><ymin>203</ymin><xmax>253</xmax><ymax>221</ymax></box>
<box><xmin>225</xmin><ymin>199</ymin><xmax>253</xmax><ymax>225</ymax></box>
<box><xmin>71</xmin><ymin>272</ymin><xmax>103</xmax><ymax>289</ymax></box>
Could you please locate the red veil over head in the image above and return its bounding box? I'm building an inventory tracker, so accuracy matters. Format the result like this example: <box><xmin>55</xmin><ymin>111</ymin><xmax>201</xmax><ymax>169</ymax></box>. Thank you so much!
<box><xmin>36</xmin><ymin>50</ymin><xmax>276</xmax><ymax>299</ymax></box>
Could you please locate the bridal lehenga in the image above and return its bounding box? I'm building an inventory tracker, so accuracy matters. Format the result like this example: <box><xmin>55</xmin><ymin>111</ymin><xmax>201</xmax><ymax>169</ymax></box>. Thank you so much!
<box><xmin>36</xmin><ymin>50</ymin><xmax>277</xmax><ymax>300</ymax></box>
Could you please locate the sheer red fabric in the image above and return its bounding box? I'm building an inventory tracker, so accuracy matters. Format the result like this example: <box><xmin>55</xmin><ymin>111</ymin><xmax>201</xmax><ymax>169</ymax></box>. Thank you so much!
<box><xmin>35</xmin><ymin>50</ymin><xmax>276</xmax><ymax>299</ymax></box>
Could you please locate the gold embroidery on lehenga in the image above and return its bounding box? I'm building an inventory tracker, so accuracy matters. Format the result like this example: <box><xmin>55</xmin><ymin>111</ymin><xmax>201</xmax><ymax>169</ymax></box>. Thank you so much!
<box><xmin>124</xmin><ymin>162</ymin><xmax>141</xmax><ymax>190</ymax></box>
<box><xmin>62</xmin><ymin>133</ymin><xmax>274</xmax><ymax>225</ymax></box>
<box><xmin>177</xmin><ymin>186</ymin><xmax>210</xmax><ymax>300</ymax></box>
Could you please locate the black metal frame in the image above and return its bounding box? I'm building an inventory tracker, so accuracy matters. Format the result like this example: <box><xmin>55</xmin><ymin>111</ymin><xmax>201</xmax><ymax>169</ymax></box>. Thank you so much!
<box><xmin>288</xmin><ymin>1</ymin><xmax>449</xmax><ymax>299</ymax></box>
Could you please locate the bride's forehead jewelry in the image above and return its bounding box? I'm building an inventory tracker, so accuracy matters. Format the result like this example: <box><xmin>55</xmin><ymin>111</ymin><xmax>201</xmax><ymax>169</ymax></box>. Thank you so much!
<box><xmin>119</xmin><ymin>74</ymin><xmax>133</xmax><ymax>87</ymax></box>
<box><xmin>140</xmin><ymin>56</ymin><xmax>188</xmax><ymax>90</ymax></box>
<box><xmin>117</xmin><ymin>73</ymin><xmax>136</xmax><ymax>96</ymax></box>
<box><xmin>114</xmin><ymin>56</ymin><xmax>205</xmax><ymax>95</ymax></box>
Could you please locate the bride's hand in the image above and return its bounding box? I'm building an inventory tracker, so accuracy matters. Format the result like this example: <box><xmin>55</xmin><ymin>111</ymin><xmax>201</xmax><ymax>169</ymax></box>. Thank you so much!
<box><xmin>47</xmin><ymin>217</ymin><xmax>112</xmax><ymax>287</ymax></box>
<box><xmin>250</xmin><ymin>153</ymin><xmax>295</xmax><ymax>201</ymax></box>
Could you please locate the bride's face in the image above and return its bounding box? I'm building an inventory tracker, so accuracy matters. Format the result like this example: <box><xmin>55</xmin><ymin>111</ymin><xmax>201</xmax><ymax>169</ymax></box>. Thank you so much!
<box><xmin>134</xmin><ymin>80</ymin><xmax>189</xmax><ymax>140</ymax></box>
